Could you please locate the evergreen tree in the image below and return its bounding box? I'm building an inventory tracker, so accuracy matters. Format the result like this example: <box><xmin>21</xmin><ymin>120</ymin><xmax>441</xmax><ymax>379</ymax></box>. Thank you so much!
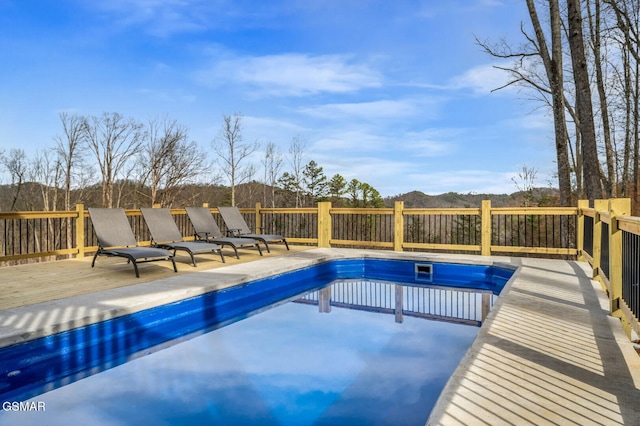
<box><xmin>346</xmin><ymin>179</ymin><xmax>384</xmax><ymax>208</ymax></box>
<box><xmin>277</xmin><ymin>172</ymin><xmax>299</xmax><ymax>207</ymax></box>
<box><xmin>302</xmin><ymin>160</ymin><xmax>328</xmax><ymax>205</ymax></box>
<box><xmin>347</xmin><ymin>179</ymin><xmax>361</xmax><ymax>207</ymax></box>
<box><xmin>328</xmin><ymin>173</ymin><xmax>347</xmax><ymax>205</ymax></box>
<box><xmin>360</xmin><ymin>183</ymin><xmax>384</xmax><ymax>208</ymax></box>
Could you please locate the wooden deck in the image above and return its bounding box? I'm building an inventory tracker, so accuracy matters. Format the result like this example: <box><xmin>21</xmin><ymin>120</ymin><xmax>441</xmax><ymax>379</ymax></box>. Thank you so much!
<box><xmin>0</xmin><ymin>245</ymin><xmax>310</xmax><ymax>311</ymax></box>
<box><xmin>0</xmin><ymin>248</ymin><xmax>639</xmax><ymax>424</ymax></box>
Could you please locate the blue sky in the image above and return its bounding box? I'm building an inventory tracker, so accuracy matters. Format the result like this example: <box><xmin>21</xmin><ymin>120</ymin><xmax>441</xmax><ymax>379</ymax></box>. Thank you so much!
<box><xmin>0</xmin><ymin>0</ymin><xmax>555</xmax><ymax>197</ymax></box>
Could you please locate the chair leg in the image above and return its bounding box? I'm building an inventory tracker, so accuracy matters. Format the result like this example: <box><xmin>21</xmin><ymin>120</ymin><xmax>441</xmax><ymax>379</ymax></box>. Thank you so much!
<box><xmin>132</xmin><ymin>260</ymin><xmax>140</xmax><ymax>278</ymax></box>
<box><xmin>283</xmin><ymin>239</ymin><xmax>289</xmax><ymax>250</ymax></box>
<box><xmin>255</xmin><ymin>243</ymin><xmax>263</xmax><ymax>256</ymax></box>
<box><xmin>219</xmin><ymin>250</ymin><xmax>226</xmax><ymax>263</ymax></box>
<box><xmin>170</xmin><ymin>257</ymin><xmax>178</xmax><ymax>273</ymax></box>
<box><xmin>91</xmin><ymin>252</ymin><xmax>99</xmax><ymax>268</ymax></box>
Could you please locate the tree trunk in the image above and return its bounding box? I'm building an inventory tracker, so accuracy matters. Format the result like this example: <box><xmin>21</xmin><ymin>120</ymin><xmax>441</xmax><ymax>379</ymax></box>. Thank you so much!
<box><xmin>587</xmin><ymin>0</ymin><xmax>615</xmax><ymax>197</ymax></box>
<box><xmin>567</xmin><ymin>0</ymin><xmax>602</xmax><ymax>199</ymax></box>
<box><xmin>526</xmin><ymin>0</ymin><xmax>572</xmax><ymax>206</ymax></box>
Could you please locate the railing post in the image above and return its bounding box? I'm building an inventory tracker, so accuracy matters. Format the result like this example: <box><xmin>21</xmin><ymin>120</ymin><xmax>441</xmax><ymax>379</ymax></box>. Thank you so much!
<box><xmin>592</xmin><ymin>199</ymin><xmax>607</xmax><ymax>285</ymax></box>
<box><xmin>395</xmin><ymin>284</ymin><xmax>404</xmax><ymax>323</ymax></box>
<box><xmin>317</xmin><ymin>201</ymin><xmax>332</xmax><ymax>248</ymax></box>
<box><xmin>255</xmin><ymin>202</ymin><xmax>262</xmax><ymax>234</ymax></box>
<box><xmin>481</xmin><ymin>200</ymin><xmax>491</xmax><ymax>256</ymax></box>
<box><xmin>75</xmin><ymin>203</ymin><xmax>85</xmax><ymax>258</ymax></box>
<box><xmin>609</xmin><ymin>198</ymin><xmax>631</xmax><ymax>318</ymax></box>
<box><xmin>577</xmin><ymin>199</ymin><xmax>588</xmax><ymax>261</ymax></box>
<box><xmin>394</xmin><ymin>201</ymin><xmax>404</xmax><ymax>252</ymax></box>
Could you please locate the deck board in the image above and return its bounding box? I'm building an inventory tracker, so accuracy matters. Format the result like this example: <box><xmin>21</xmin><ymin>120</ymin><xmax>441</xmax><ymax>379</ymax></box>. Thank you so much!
<box><xmin>0</xmin><ymin>245</ymin><xmax>309</xmax><ymax>310</ymax></box>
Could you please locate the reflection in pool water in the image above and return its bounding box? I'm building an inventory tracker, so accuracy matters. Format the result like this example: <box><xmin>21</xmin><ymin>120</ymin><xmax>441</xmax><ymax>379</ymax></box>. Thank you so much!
<box><xmin>5</xmin><ymin>278</ymin><xmax>491</xmax><ymax>426</ymax></box>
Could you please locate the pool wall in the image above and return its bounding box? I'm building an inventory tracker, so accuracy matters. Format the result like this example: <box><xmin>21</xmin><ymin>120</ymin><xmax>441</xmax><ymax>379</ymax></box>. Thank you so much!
<box><xmin>0</xmin><ymin>254</ymin><xmax>515</xmax><ymax>402</ymax></box>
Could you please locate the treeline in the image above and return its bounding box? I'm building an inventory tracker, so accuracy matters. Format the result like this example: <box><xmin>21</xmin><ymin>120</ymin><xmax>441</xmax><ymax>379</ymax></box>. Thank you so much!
<box><xmin>0</xmin><ymin>112</ymin><xmax>383</xmax><ymax>212</ymax></box>
<box><xmin>480</xmin><ymin>0</ymin><xmax>639</xmax><ymax>213</ymax></box>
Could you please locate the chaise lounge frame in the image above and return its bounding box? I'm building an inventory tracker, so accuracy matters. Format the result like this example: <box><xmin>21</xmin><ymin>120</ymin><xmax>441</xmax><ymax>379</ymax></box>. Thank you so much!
<box><xmin>217</xmin><ymin>206</ymin><xmax>289</xmax><ymax>253</ymax></box>
<box><xmin>140</xmin><ymin>207</ymin><xmax>225</xmax><ymax>267</ymax></box>
<box><xmin>89</xmin><ymin>208</ymin><xmax>177</xmax><ymax>278</ymax></box>
<box><xmin>185</xmin><ymin>207</ymin><xmax>263</xmax><ymax>258</ymax></box>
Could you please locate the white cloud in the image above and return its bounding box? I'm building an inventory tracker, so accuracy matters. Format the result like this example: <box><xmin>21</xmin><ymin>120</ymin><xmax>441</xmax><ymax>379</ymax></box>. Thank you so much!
<box><xmin>311</xmin><ymin>131</ymin><xmax>392</xmax><ymax>153</ymax></box>
<box><xmin>194</xmin><ymin>53</ymin><xmax>382</xmax><ymax>97</ymax></box>
<box><xmin>298</xmin><ymin>99</ymin><xmax>418</xmax><ymax>120</ymax></box>
<box><xmin>89</xmin><ymin>0</ymin><xmax>214</xmax><ymax>36</ymax></box>
<box><xmin>502</xmin><ymin>111</ymin><xmax>551</xmax><ymax>131</ymax></box>
<box><xmin>402</xmin><ymin>63</ymin><xmax>519</xmax><ymax>96</ymax></box>
<box><xmin>449</xmin><ymin>63</ymin><xmax>517</xmax><ymax>95</ymax></box>
<box><xmin>406</xmin><ymin>170</ymin><xmax>518</xmax><ymax>195</ymax></box>
<box><xmin>241</xmin><ymin>115</ymin><xmax>309</xmax><ymax>146</ymax></box>
<box><xmin>308</xmin><ymin>127</ymin><xmax>452</xmax><ymax>158</ymax></box>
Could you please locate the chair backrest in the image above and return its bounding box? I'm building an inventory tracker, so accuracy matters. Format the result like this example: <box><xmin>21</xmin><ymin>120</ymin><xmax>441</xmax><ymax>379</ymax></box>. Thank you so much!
<box><xmin>140</xmin><ymin>208</ymin><xmax>184</xmax><ymax>244</ymax></box>
<box><xmin>89</xmin><ymin>208</ymin><xmax>138</xmax><ymax>248</ymax></box>
<box><xmin>217</xmin><ymin>207</ymin><xmax>251</xmax><ymax>234</ymax></box>
<box><xmin>185</xmin><ymin>207</ymin><xmax>223</xmax><ymax>238</ymax></box>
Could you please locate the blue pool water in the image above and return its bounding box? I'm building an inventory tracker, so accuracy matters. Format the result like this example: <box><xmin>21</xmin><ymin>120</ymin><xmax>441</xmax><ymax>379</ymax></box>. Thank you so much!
<box><xmin>0</xmin><ymin>258</ymin><xmax>514</xmax><ymax>425</ymax></box>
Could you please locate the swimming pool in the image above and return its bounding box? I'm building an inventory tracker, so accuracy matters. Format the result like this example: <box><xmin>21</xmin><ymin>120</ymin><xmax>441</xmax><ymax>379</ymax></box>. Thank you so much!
<box><xmin>0</xmin><ymin>258</ymin><xmax>514</xmax><ymax>424</ymax></box>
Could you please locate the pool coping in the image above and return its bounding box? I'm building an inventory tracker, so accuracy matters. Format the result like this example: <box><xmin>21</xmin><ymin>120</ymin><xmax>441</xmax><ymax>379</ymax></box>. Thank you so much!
<box><xmin>1</xmin><ymin>248</ymin><xmax>639</xmax><ymax>425</ymax></box>
<box><xmin>0</xmin><ymin>248</ymin><xmax>512</xmax><ymax>350</ymax></box>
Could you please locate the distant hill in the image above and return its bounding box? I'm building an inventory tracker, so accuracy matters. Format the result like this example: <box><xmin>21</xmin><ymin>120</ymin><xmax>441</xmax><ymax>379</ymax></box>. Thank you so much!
<box><xmin>0</xmin><ymin>181</ymin><xmax>561</xmax><ymax>211</ymax></box>
<box><xmin>384</xmin><ymin>188</ymin><xmax>561</xmax><ymax>208</ymax></box>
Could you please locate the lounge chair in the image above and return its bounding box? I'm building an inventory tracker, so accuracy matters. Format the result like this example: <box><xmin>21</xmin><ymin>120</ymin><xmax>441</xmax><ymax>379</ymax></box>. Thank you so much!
<box><xmin>140</xmin><ymin>208</ymin><xmax>225</xmax><ymax>267</ymax></box>
<box><xmin>89</xmin><ymin>208</ymin><xmax>177</xmax><ymax>278</ymax></box>
<box><xmin>185</xmin><ymin>207</ymin><xmax>263</xmax><ymax>258</ymax></box>
<box><xmin>217</xmin><ymin>206</ymin><xmax>289</xmax><ymax>253</ymax></box>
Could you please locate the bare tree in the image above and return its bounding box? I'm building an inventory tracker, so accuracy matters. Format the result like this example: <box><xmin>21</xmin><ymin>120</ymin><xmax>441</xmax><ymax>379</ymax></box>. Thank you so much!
<box><xmin>141</xmin><ymin>117</ymin><xmax>210</xmax><ymax>207</ymax></box>
<box><xmin>477</xmin><ymin>0</ymin><xmax>572</xmax><ymax>206</ymax></box>
<box><xmin>3</xmin><ymin>148</ymin><xmax>28</xmax><ymax>211</ymax></box>
<box><xmin>512</xmin><ymin>164</ymin><xmax>538</xmax><ymax>206</ymax></box>
<box><xmin>55</xmin><ymin>112</ymin><xmax>87</xmax><ymax>211</ymax></box>
<box><xmin>288</xmin><ymin>136</ymin><xmax>306</xmax><ymax>208</ymax></box>
<box><xmin>213</xmin><ymin>113</ymin><xmax>258</xmax><ymax>206</ymax></box>
<box><xmin>30</xmin><ymin>148</ymin><xmax>62</xmax><ymax>211</ymax></box>
<box><xmin>83</xmin><ymin>112</ymin><xmax>145</xmax><ymax>207</ymax></box>
<box><xmin>586</xmin><ymin>0</ymin><xmax>616</xmax><ymax>197</ymax></box>
<box><xmin>604</xmin><ymin>0</ymin><xmax>640</xmax><ymax>212</ymax></box>
<box><xmin>262</xmin><ymin>141</ymin><xmax>283</xmax><ymax>207</ymax></box>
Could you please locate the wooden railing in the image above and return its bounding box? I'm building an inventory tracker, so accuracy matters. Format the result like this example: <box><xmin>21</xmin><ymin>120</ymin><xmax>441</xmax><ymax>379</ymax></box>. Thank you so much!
<box><xmin>1</xmin><ymin>199</ymin><xmax>639</xmax><ymax>339</ymax></box>
<box><xmin>0</xmin><ymin>200</ymin><xmax>583</xmax><ymax>261</ymax></box>
<box><xmin>579</xmin><ymin>199</ymin><xmax>640</xmax><ymax>340</ymax></box>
